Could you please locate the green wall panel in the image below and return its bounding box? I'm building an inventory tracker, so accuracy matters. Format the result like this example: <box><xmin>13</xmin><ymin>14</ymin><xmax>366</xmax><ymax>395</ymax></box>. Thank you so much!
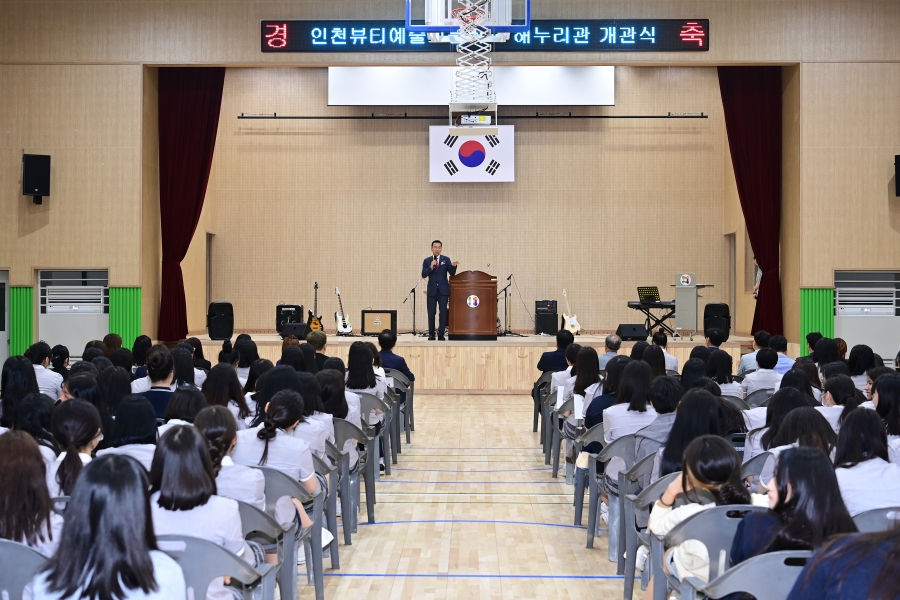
<box><xmin>800</xmin><ymin>288</ymin><xmax>834</xmax><ymax>347</ymax></box>
<box><xmin>9</xmin><ymin>286</ymin><xmax>34</xmax><ymax>356</ymax></box>
<box><xmin>109</xmin><ymin>287</ymin><xmax>142</xmax><ymax>347</ymax></box>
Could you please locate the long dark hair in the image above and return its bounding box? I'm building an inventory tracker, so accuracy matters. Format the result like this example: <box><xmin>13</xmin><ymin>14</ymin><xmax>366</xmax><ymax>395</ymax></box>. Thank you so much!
<box><xmin>800</xmin><ymin>528</ymin><xmax>900</xmax><ymax>600</ymax></box>
<box><xmin>814</xmin><ymin>338</ymin><xmax>839</xmax><ymax>367</ymax></box>
<box><xmin>150</xmin><ymin>425</ymin><xmax>216</xmax><ymax>511</ymax></box>
<box><xmin>642</xmin><ymin>345</ymin><xmax>667</xmax><ymax>378</ymax></box>
<box><xmin>848</xmin><ymin>344</ymin><xmax>875</xmax><ymax>377</ymax></box>
<box><xmin>601</xmin><ymin>355</ymin><xmax>631</xmax><ymax>395</ymax></box>
<box><xmin>250</xmin><ymin>366</ymin><xmax>303</xmax><ymax>426</ymax></box>
<box><xmin>98</xmin><ymin>366</ymin><xmax>132</xmax><ymax>423</ymax></box>
<box><xmin>660</xmin><ymin>390</ymin><xmax>722</xmax><ymax>477</ymax></box>
<box><xmin>297</xmin><ymin>372</ymin><xmax>325</xmax><ymax>416</ymax></box>
<box><xmin>243</xmin><ymin>358</ymin><xmax>274</xmax><ymax>395</ymax></box>
<box><xmin>618</xmin><ymin>360</ymin><xmax>653</xmax><ymax>412</ymax></box>
<box><xmin>300</xmin><ymin>343</ymin><xmax>320</xmax><ymax>374</ymax></box>
<box><xmin>765</xmin><ymin>447</ymin><xmax>857</xmax><ymax>552</ymax></box>
<box><xmin>682</xmin><ymin>435</ymin><xmax>751</xmax><ymax>505</ymax></box>
<box><xmin>573</xmin><ymin>347</ymin><xmax>601</xmax><ymax>396</ymax></box>
<box><xmin>194</xmin><ymin>405</ymin><xmax>237</xmax><ymax>476</ymax></box>
<box><xmin>51</xmin><ymin>345</ymin><xmax>70</xmax><ymax>380</ymax></box>
<box><xmin>792</xmin><ymin>358</ymin><xmax>823</xmax><ymax>391</ymax></box>
<box><xmin>629</xmin><ymin>341</ymin><xmax>649</xmax><ymax>360</ymax></box>
<box><xmin>202</xmin><ymin>363</ymin><xmax>251</xmax><ymax>420</ymax></box>
<box><xmin>824</xmin><ymin>374</ymin><xmax>862</xmax><ymax>424</ymax></box>
<box><xmin>706</xmin><ymin>350</ymin><xmax>735</xmax><ymax>385</ymax></box>
<box><xmin>364</xmin><ymin>342</ymin><xmax>382</xmax><ymax>369</ymax></box>
<box><xmin>1</xmin><ymin>356</ymin><xmax>39</xmax><ymax>427</ymax></box>
<box><xmin>162</xmin><ymin>386</ymin><xmax>207</xmax><ymax>424</ymax></box>
<box><xmin>15</xmin><ymin>393</ymin><xmax>60</xmax><ymax>454</ymax></box>
<box><xmin>51</xmin><ymin>400</ymin><xmax>102</xmax><ymax>495</ymax></box>
<box><xmin>171</xmin><ymin>348</ymin><xmax>195</xmax><ymax>387</ymax></box>
<box><xmin>234</xmin><ymin>338</ymin><xmax>259</xmax><ymax>369</ymax></box>
<box><xmin>689</xmin><ymin>346</ymin><xmax>710</xmax><ymax>366</ymax></box>
<box><xmin>186</xmin><ymin>337</ymin><xmax>206</xmax><ymax>365</ymax></box>
<box><xmin>107</xmin><ymin>395</ymin><xmax>158</xmax><ymax>448</ymax></box>
<box><xmin>0</xmin><ymin>431</ymin><xmax>54</xmax><ymax>548</ymax></box>
<box><xmin>280</xmin><ymin>345</ymin><xmax>305</xmax><ymax>372</ymax></box>
<box><xmin>834</xmin><ymin>408</ymin><xmax>889</xmax><ymax>468</ymax></box>
<box><xmin>316</xmin><ymin>369</ymin><xmax>349</xmax><ymax>419</ymax></box>
<box><xmin>874</xmin><ymin>373</ymin><xmax>900</xmax><ymax>436</ymax></box>
<box><xmin>680</xmin><ymin>358</ymin><xmax>707</xmax><ymax>392</ymax></box>
<box><xmin>346</xmin><ymin>341</ymin><xmax>376</xmax><ymax>390</ymax></box>
<box><xmin>770</xmin><ymin>407</ymin><xmax>837</xmax><ymax>454</ymax></box>
<box><xmin>754</xmin><ymin>388</ymin><xmax>810</xmax><ymax>451</ymax></box>
<box><xmin>257</xmin><ymin>390</ymin><xmax>303</xmax><ymax>466</ymax></box>
<box><xmin>780</xmin><ymin>368</ymin><xmax>819</xmax><ymax>405</ymax></box>
<box><xmin>40</xmin><ymin>455</ymin><xmax>159</xmax><ymax>599</ymax></box>
<box><xmin>131</xmin><ymin>335</ymin><xmax>152</xmax><ymax>367</ymax></box>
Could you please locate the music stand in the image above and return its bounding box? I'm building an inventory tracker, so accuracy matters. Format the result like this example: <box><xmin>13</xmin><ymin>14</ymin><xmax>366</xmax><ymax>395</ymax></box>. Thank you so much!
<box><xmin>633</xmin><ymin>286</ymin><xmax>677</xmax><ymax>336</ymax></box>
<box><xmin>637</xmin><ymin>286</ymin><xmax>662</xmax><ymax>304</ymax></box>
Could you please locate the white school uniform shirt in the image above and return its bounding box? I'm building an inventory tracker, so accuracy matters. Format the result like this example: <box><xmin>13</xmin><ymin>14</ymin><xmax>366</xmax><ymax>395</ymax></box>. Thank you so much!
<box><xmin>45</xmin><ymin>452</ymin><xmax>91</xmax><ymax>498</ymax></box>
<box><xmin>860</xmin><ymin>400</ymin><xmax>876</xmax><ymax>411</ymax></box>
<box><xmin>737</xmin><ymin>350</ymin><xmax>759</xmax><ymax>375</ymax></box>
<box><xmin>550</xmin><ymin>367</ymin><xmax>572</xmax><ymax>395</ymax></box>
<box><xmin>231</xmin><ymin>426</ymin><xmax>316</xmax><ymax>483</ymax></box>
<box><xmin>216</xmin><ymin>455</ymin><xmax>266</xmax><ymax>512</ymax></box>
<box><xmin>130</xmin><ymin>377</ymin><xmax>177</xmax><ymax>394</ymax></box>
<box><xmin>227</xmin><ymin>400</ymin><xmax>250</xmax><ymax>430</ymax></box>
<box><xmin>33</xmin><ymin>364</ymin><xmax>63</xmax><ymax>399</ymax></box>
<box><xmin>851</xmin><ymin>374</ymin><xmax>868</xmax><ymax>393</ymax></box>
<box><xmin>742</xmin><ymin>406</ymin><xmax>768</xmax><ymax>431</ymax></box>
<box><xmin>602</xmin><ymin>403</ymin><xmax>658</xmax><ymax>483</ymax></box>
<box><xmin>743</xmin><ymin>427</ymin><xmax>768</xmax><ymax>462</ymax></box>
<box><xmin>344</xmin><ymin>391</ymin><xmax>362</xmax><ymax>468</ymax></box>
<box><xmin>37</xmin><ymin>444</ymin><xmax>58</xmax><ymax>470</ymax></box>
<box><xmin>20</xmin><ymin>511</ymin><xmax>65</xmax><ymax>558</ymax></box>
<box><xmin>157</xmin><ymin>418</ymin><xmax>191</xmax><ymax>437</ymax></box>
<box><xmin>835</xmin><ymin>458</ymin><xmax>900</xmax><ymax>516</ymax></box>
<box><xmin>888</xmin><ymin>437</ymin><xmax>900</xmax><ymax>466</ymax></box>
<box><xmin>236</xmin><ymin>367</ymin><xmax>250</xmax><ymax>387</ymax></box>
<box><xmin>244</xmin><ymin>393</ymin><xmax>258</xmax><ymax>425</ymax></box>
<box><xmin>0</xmin><ymin>426</ymin><xmax>7</xmax><ymax>436</ymax></box>
<box><xmin>308</xmin><ymin>411</ymin><xmax>335</xmax><ymax>445</ymax></box>
<box><xmin>97</xmin><ymin>444</ymin><xmax>156</xmax><ymax>471</ymax></box>
<box><xmin>718</xmin><ymin>381</ymin><xmax>744</xmax><ymax>399</ymax></box>
<box><xmin>760</xmin><ymin>443</ymin><xmax>836</xmax><ymax>486</ymax></box>
<box><xmin>740</xmin><ymin>368</ymin><xmax>783</xmax><ymax>396</ymax></box>
<box><xmin>557</xmin><ymin>375</ymin><xmax>577</xmax><ymax>409</ymax></box>
<box><xmin>151</xmin><ymin>492</ymin><xmax>249</xmax><ymax>600</ymax></box>
<box><xmin>32</xmin><ymin>550</ymin><xmax>186</xmax><ymax>600</ymax></box>
<box><xmin>815</xmin><ymin>405</ymin><xmax>844</xmax><ymax>433</ymax></box>
<box><xmin>292</xmin><ymin>417</ymin><xmax>328</xmax><ymax>460</ymax></box>
<box><xmin>347</xmin><ymin>384</ymin><xmax>384</xmax><ymax>425</ymax></box>
<box><xmin>194</xmin><ymin>367</ymin><xmax>207</xmax><ymax>388</ymax></box>
<box><xmin>661</xmin><ymin>349</ymin><xmax>679</xmax><ymax>372</ymax></box>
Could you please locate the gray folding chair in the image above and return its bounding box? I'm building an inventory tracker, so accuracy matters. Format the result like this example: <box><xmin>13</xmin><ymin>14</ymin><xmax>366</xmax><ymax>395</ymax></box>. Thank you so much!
<box><xmin>665</xmin><ymin>370</ymin><xmax>680</xmax><ymax>377</ymax></box>
<box><xmin>725</xmin><ymin>433</ymin><xmax>747</xmax><ymax>461</ymax></box>
<box><xmin>853</xmin><ymin>506</ymin><xmax>900</xmax><ymax>532</ymax></box>
<box><xmin>324</xmin><ymin>439</ymin><xmax>348</xmax><ymax>543</ymax></box>
<box><xmin>745</xmin><ymin>388</ymin><xmax>775</xmax><ymax>408</ymax></box>
<box><xmin>332</xmin><ymin>418</ymin><xmax>373</xmax><ymax>532</ymax></box>
<box><xmin>357</xmin><ymin>391</ymin><xmax>392</xmax><ymax>478</ymax></box>
<box><xmin>721</xmin><ymin>395</ymin><xmax>749</xmax><ymax>411</ymax></box>
<box><xmin>550</xmin><ymin>397</ymin><xmax>575</xmax><ymax>480</ymax></box>
<box><xmin>542</xmin><ymin>388</ymin><xmax>558</xmax><ymax>462</ymax></box>
<box><xmin>682</xmin><ymin>550</ymin><xmax>813</xmax><ymax>600</ymax></box>
<box><xmin>651</xmin><ymin>504</ymin><xmax>768</xmax><ymax>600</ymax></box>
<box><xmin>50</xmin><ymin>496</ymin><xmax>70</xmax><ymax>515</ymax></box>
<box><xmin>0</xmin><ymin>539</ymin><xmax>47</xmax><ymax>600</ymax></box>
<box><xmin>384</xmin><ymin>387</ymin><xmax>402</xmax><ymax>461</ymax></box>
<box><xmin>622</xmin><ymin>470</ymin><xmax>680</xmax><ymax>600</ymax></box>
<box><xmin>157</xmin><ymin>534</ymin><xmax>276</xmax><ymax>600</ymax></box>
<box><xmin>385</xmin><ymin>368</ymin><xmax>413</xmax><ymax>443</ymax></box>
<box><xmin>740</xmin><ymin>451</ymin><xmax>771</xmax><ymax>483</ymax></box>
<box><xmin>236</xmin><ymin>501</ymin><xmax>294</xmax><ymax>600</ymax></box>
<box><xmin>573</xmin><ymin>422</ymin><xmax>605</xmax><ymax>526</ymax></box>
<box><xmin>586</xmin><ymin>434</ymin><xmax>636</xmax><ymax>556</ymax></box>
<box><xmin>533</xmin><ymin>371</ymin><xmax>553</xmax><ymax>434</ymax></box>
<box><xmin>252</xmin><ymin>466</ymin><xmax>326</xmax><ymax>600</ymax></box>
<box><xmin>312</xmin><ymin>454</ymin><xmax>340</xmax><ymax>569</ymax></box>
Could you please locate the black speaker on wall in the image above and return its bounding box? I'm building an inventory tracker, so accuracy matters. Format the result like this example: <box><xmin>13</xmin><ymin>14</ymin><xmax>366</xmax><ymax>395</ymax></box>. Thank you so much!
<box><xmin>535</xmin><ymin>313</ymin><xmax>558</xmax><ymax>336</ymax></box>
<box><xmin>616</xmin><ymin>323</ymin><xmax>649</xmax><ymax>342</ymax></box>
<box><xmin>23</xmin><ymin>154</ymin><xmax>51</xmax><ymax>205</ymax></box>
<box><xmin>207</xmin><ymin>301</ymin><xmax>234</xmax><ymax>340</ymax></box>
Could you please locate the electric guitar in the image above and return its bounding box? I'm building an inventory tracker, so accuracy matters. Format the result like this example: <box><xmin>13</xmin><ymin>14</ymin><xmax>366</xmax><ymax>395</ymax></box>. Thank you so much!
<box><xmin>562</xmin><ymin>289</ymin><xmax>582</xmax><ymax>335</ymax></box>
<box><xmin>334</xmin><ymin>287</ymin><xmax>353</xmax><ymax>335</ymax></box>
<box><xmin>307</xmin><ymin>282</ymin><xmax>324</xmax><ymax>331</ymax></box>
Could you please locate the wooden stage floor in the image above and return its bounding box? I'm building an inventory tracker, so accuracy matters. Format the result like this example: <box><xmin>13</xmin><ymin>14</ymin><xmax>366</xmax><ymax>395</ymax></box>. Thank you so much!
<box><xmin>196</xmin><ymin>333</ymin><xmax>753</xmax><ymax>393</ymax></box>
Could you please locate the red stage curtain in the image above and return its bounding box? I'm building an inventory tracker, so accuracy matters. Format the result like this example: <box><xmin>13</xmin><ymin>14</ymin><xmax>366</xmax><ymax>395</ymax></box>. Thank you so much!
<box><xmin>157</xmin><ymin>67</ymin><xmax>226</xmax><ymax>341</ymax></box>
<box><xmin>718</xmin><ymin>66</ymin><xmax>784</xmax><ymax>335</ymax></box>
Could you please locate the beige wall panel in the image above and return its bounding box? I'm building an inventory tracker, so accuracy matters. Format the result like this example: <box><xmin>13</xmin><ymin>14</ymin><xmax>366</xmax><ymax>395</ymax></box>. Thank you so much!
<box><xmin>141</xmin><ymin>66</ymin><xmax>161</xmax><ymax>339</ymax></box>
<box><xmin>206</xmin><ymin>66</ymin><xmax>732</xmax><ymax>333</ymax></box>
<box><xmin>800</xmin><ymin>63</ymin><xmax>900</xmax><ymax>287</ymax></box>
<box><xmin>183</xmin><ymin>200</ymin><xmax>213</xmax><ymax>333</ymax></box>
<box><xmin>781</xmin><ymin>64</ymin><xmax>801</xmax><ymax>342</ymax></box>
<box><xmin>800</xmin><ymin>0</ymin><xmax>900</xmax><ymax>62</ymax></box>
<box><xmin>0</xmin><ymin>65</ymin><xmax>143</xmax><ymax>286</ymax></box>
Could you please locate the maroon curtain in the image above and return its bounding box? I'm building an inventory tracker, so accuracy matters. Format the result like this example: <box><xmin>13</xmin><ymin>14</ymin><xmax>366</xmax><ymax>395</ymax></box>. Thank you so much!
<box><xmin>157</xmin><ymin>67</ymin><xmax>226</xmax><ymax>341</ymax></box>
<box><xmin>718</xmin><ymin>66</ymin><xmax>784</xmax><ymax>335</ymax></box>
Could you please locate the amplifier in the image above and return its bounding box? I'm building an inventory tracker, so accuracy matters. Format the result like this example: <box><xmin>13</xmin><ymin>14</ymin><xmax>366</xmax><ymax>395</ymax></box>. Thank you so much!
<box><xmin>361</xmin><ymin>310</ymin><xmax>397</xmax><ymax>336</ymax></box>
<box><xmin>535</xmin><ymin>300</ymin><xmax>557</xmax><ymax>315</ymax></box>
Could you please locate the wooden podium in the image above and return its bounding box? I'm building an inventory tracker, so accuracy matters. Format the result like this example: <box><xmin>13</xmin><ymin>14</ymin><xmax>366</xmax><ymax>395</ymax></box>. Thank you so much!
<box><xmin>447</xmin><ymin>271</ymin><xmax>498</xmax><ymax>341</ymax></box>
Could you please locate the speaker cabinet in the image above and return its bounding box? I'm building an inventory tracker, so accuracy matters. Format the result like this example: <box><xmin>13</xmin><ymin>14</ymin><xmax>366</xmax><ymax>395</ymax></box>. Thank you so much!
<box><xmin>275</xmin><ymin>304</ymin><xmax>304</xmax><ymax>334</ymax></box>
<box><xmin>703</xmin><ymin>303</ymin><xmax>731</xmax><ymax>342</ymax></box>
<box><xmin>23</xmin><ymin>154</ymin><xmax>51</xmax><ymax>204</ymax></box>
<box><xmin>281</xmin><ymin>323</ymin><xmax>311</xmax><ymax>339</ymax></box>
<box><xmin>616</xmin><ymin>323</ymin><xmax>649</xmax><ymax>341</ymax></box>
<box><xmin>206</xmin><ymin>301</ymin><xmax>234</xmax><ymax>340</ymax></box>
<box><xmin>535</xmin><ymin>313</ymin><xmax>558</xmax><ymax>335</ymax></box>
<box><xmin>361</xmin><ymin>310</ymin><xmax>397</xmax><ymax>336</ymax></box>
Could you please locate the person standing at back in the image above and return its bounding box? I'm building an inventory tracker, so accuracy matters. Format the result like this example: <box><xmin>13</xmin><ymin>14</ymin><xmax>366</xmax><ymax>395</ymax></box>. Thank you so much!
<box><xmin>421</xmin><ymin>240</ymin><xmax>459</xmax><ymax>341</ymax></box>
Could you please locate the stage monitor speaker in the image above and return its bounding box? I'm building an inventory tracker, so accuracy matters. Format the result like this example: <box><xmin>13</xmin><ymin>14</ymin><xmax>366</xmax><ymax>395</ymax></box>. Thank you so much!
<box><xmin>361</xmin><ymin>310</ymin><xmax>397</xmax><ymax>336</ymax></box>
<box><xmin>535</xmin><ymin>313</ymin><xmax>558</xmax><ymax>335</ymax></box>
<box><xmin>616</xmin><ymin>323</ymin><xmax>649</xmax><ymax>342</ymax></box>
<box><xmin>23</xmin><ymin>154</ymin><xmax>51</xmax><ymax>204</ymax></box>
<box><xmin>207</xmin><ymin>301</ymin><xmax>234</xmax><ymax>340</ymax></box>
<box><xmin>703</xmin><ymin>303</ymin><xmax>731</xmax><ymax>342</ymax></box>
<box><xmin>275</xmin><ymin>304</ymin><xmax>304</xmax><ymax>334</ymax></box>
<box><xmin>281</xmin><ymin>323</ymin><xmax>311</xmax><ymax>339</ymax></box>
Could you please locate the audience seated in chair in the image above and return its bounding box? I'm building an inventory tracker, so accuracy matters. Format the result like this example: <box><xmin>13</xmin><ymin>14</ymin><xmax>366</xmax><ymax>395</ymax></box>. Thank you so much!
<box><xmin>307</xmin><ymin>331</ymin><xmax>330</xmax><ymax>371</ymax></box>
<box><xmin>651</xmin><ymin>331</ymin><xmax>679</xmax><ymax>372</ymax></box>
<box><xmin>537</xmin><ymin>330</ymin><xmax>574</xmax><ymax>373</ymax></box>
<box><xmin>740</xmin><ymin>348</ymin><xmax>783</xmax><ymax>397</ymax></box>
<box><xmin>738</xmin><ymin>330</ymin><xmax>771</xmax><ymax>375</ymax></box>
<box><xmin>97</xmin><ymin>395</ymin><xmax>158</xmax><ymax>471</ymax></box>
<box><xmin>47</xmin><ymin>400</ymin><xmax>102</xmax><ymax>497</ymax></box>
<box><xmin>833</xmin><ymin>408</ymin><xmax>900</xmax><ymax>516</ymax></box>
<box><xmin>597</xmin><ymin>334</ymin><xmax>621</xmax><ymax>370</ymax></box>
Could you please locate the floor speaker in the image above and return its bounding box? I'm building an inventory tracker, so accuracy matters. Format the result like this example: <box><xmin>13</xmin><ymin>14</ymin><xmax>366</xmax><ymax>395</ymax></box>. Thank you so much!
<box><xmin>616</xmin><ymin>323</ymin><xmax>649</xmax><ymax>342</ymax></box>
<box><xmin>275</xmin><ymin>304</ymin><xmax>304</xmax><ymax>334</ymax></box>
<box><xmin>281</xmin><ymin>323</ymin><xmax>311</xmax><ymax>339</ymax></box>
<box><xmin>207</xmin><ymin>301</ymin><xmax>234</xmax><ymax>340</ymax></box>
<box><xmin>535</xmin><ymin>313</ymin><xmax>558</xmax><ymax>335</ymax></box>
<box><xmin>703</xmin><ymin>302</ymin><xmax>731</xmax><ymax>342</ymax></box>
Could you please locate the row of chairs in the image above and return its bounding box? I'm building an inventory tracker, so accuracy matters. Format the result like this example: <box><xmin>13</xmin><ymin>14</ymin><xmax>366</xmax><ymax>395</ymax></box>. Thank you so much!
<box><xmin>0</xmin><ymin>369</ymin><xmax>417</xmax><ymax>600</ymax></box>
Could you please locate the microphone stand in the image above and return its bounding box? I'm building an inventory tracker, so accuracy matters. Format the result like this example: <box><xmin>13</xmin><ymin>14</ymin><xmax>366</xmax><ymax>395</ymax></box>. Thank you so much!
<box><xmin>497</xmin><ymin>274</ymin><xmax>525</xmax><ymax>337</ymax></box>
<box><xmin>402</xmin><ymin>277</ymin><xmax>427</xmax><ymax>336</ymax></box>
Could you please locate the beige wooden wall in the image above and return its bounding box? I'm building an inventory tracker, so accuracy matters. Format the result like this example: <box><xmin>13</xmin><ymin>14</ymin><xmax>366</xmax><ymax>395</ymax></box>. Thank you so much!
<box><xmin>202</xmin><ymin>66</ymin><xmax>734</xmax><ymax>333</ymax></box>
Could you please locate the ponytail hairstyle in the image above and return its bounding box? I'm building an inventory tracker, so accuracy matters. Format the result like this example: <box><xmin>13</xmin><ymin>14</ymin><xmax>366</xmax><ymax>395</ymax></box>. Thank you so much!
<box><xmin>50</xmin><ymin>400</ymin><xmax>102</xmax><ymax>495</ymax></box>
<box><xmin>257</xmin><ymin>390</ymin><xmax>303</xmax><ymax>466</ymax></box>
<box><xmin>201</xmin><ymin>363</ymin><xmax>251</xmax><ymax>419</ymax></box>
<box><xmin>823</xmin><ymin>374</ymin><xmax>862</xmax><ymax>423</ymax></box>
<box><xmin>243</xmin><ymin>358</ymin><xmax>274</xmax><ymax>395</ymax></box>
<box><xmin>51</xmin><ymin>344</ymin><xmax>70</xmax><ymax>374</ymax></box>
<box><xmin>146</xmin><ymin>346</ymin><xmax>173</xmax><ymax>385</ymax></box>
<box><xmin>834</xmin><ymin>407</ymin><xmax>889</xmax><ymax>469</ymax></box>
<box><xmin>874</xmin><ymin>373</ymin><xmax>900</xmax><ymax>436</ymax></box>
<box><xmin>682</xmin><ymin>435</ymin><xmax>751</xmax><ymax>506</ymax></box>
<box><xmin>15</xmin><ymin>393</ymin><xmax>60</xmax><ymax>454</ymax></box>
<box><xmin>194</xmin><ymin>405</ymin><xmax>237</xmax><ymax>476</ymax></box>
<box><xmin>573</xmin><ymin>347</ymin><xmax>601</xmax><ymax>397</ymax></box>
<box><xmin>316</xmin><ymin>369</ymin><xmax>349</xmax><ymax>419</ymax></box>
<box><xmin>756</xmin><ymin>388</ymin><xmax>809</xmax><ymax>450</ymax></box>
<box><xmin>765</xmin><ymin>447</ymin><xmax>857</xmax><ymax>553</ymax></box>
<box><xmin>218</xmin><ymin>339</ymin><xmax>239</xmax><ymax>366</ymax></box>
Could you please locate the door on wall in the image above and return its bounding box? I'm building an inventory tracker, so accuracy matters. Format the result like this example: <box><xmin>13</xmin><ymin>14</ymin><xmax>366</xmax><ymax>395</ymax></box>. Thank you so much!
<box><xmin>0</xmin><ymin>271</ymin><xmax>8</xmax><ymax>364</ymax></box>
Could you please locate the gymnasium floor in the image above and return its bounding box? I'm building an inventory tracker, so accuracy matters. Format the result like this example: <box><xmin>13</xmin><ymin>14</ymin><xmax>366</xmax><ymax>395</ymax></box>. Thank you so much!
<box><xmin>304</xmin><ymin>393</ymin><xmax>624</xmax><ymax>599</ymax></box>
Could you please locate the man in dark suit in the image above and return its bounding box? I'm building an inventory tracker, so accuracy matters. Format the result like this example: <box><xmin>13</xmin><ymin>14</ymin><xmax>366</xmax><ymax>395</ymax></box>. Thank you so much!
<box><xmin>421</xmin><ymin>240</ymin><xmax>458</xmax><ymax>340</ymax></box>
<box><xmin>536</xmin><ymin>329</ymin><xmax>575</xmax><ymax>373</ymax></box>
<box><xmin>378</xmin><ymin>329</ymin><xmax>415</xmax><ymax>403</ymax></box>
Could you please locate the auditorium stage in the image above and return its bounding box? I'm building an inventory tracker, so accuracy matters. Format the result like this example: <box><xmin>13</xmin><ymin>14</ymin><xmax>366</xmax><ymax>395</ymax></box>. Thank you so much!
<box><xmin>197</xmin><ymin>333</ymin><xmax>753</xmax><ymax>393</ymax></box>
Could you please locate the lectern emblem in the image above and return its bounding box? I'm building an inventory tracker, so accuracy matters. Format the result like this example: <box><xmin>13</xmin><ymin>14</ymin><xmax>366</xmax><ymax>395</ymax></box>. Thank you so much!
<box><xmin>680</xmin><ymin>274</ymin><xmax>692</xmax><ymax>286</ymax></box>
<box><xmin>467</xmin><ymin>295</ymin><xmax>480</xmax><ymax>308</ymax></box>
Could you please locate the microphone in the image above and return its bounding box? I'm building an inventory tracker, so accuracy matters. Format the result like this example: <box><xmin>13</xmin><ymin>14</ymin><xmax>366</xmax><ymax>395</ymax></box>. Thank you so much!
<box><xmin>507</xmin><ymin>274</ymin><xmax>512</xmax><ymax>281</ymax></box>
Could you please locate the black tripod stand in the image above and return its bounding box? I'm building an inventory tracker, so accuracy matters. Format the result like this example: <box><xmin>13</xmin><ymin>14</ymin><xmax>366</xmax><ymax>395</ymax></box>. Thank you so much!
<box><xmin>402</xmin><ymin>277</ymin><xmax>428</xmax><ymax>336</ymax></box>
<box><xmin>497</xmin><ymin>275</ymin><xmax>524</xmax><ymax>337</ymax></box>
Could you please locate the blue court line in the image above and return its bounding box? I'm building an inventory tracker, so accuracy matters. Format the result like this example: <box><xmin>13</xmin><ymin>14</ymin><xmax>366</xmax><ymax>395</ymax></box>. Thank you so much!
<box><xmin>379</xmin><ymin>480</ymin><xmax>567</xmax><ymax>485</ymax></box>
<box><xmin>355</xmin><ymin>519</ymin><xmax>591</xmax><ymax>531</ymax></box>
<box><xmin>323</xmin><ymin>573</ymin><xmax>631</xmax><ymax>579</ymax></box>
<box><xmin>392</xmin><ymin>468</ymin><xmax>551</xmax><ymax>473</ymax></box>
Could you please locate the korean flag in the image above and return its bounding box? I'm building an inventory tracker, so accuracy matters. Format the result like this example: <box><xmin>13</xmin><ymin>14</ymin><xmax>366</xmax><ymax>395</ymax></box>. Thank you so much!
<box><xmin>429</xmin><ymin>125</ymin><xmax>515</xmax><ymax>183</ymax></box>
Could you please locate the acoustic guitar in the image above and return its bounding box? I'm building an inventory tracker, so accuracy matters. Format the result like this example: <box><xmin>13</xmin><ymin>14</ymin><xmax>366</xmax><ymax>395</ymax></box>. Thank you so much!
<box><xmin>562</xmin><ymin>289</ymin><xmax>582</xmax><ymax>335</ymax></box>
<box><xmin>307</xmin><ymin>282</ymin><xmax>324</xmax><ymax>331</ymax></box>
<box><xmin>334</xmin><ymin>287</ymin><xmax>353</xmax><ymax>335</ymax></box>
